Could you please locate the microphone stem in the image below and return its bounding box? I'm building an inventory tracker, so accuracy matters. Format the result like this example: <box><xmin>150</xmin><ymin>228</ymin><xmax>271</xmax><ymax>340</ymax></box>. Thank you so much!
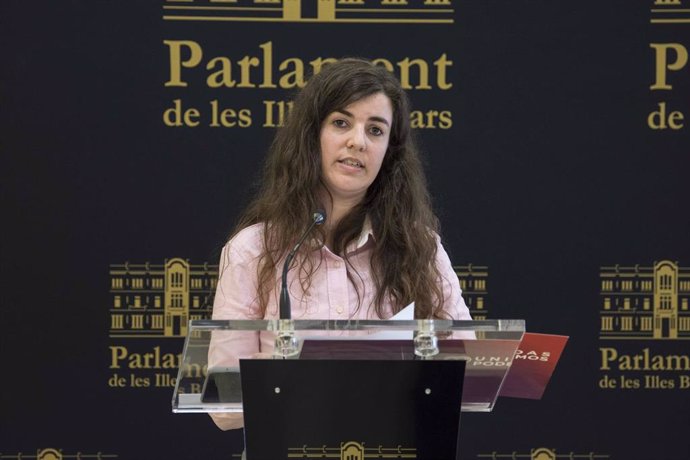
<box><xmin>279</xmin><ymin>216</ymin><xmax>322</xmax><ymax>320</ymax></box>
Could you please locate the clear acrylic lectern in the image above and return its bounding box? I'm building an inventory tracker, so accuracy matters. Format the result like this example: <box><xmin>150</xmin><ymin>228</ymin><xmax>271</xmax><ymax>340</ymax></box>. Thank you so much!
<box><xmin>173</xmin><ymin>319</ymin><xmax>524</xmax><ymax>460</ymax></box>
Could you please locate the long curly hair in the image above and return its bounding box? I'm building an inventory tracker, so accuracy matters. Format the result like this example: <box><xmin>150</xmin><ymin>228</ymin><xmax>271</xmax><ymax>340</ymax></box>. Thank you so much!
<box><xmin>231</xmin><ymin>58</ymin><xmax>448</xmax><ymax>319</ymax></box>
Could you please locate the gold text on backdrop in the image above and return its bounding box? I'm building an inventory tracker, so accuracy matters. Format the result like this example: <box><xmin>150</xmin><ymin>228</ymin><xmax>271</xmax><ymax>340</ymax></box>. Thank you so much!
<box><xmin>163</xmin><ymin>40</ymin><xmax>454</xmax><ymax>91</ymax></box>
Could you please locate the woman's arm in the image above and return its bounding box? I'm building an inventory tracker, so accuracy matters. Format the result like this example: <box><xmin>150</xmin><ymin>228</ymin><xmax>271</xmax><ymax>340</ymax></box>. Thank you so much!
<box><xmin>435</xmin><ymin>241</ymin><xmax>472</xmax><ymax>321</ymax></box>
<box><xmin>208</xmin><ymin>226</ymin><xmax>264</xmax><ymax>430</ymax></box>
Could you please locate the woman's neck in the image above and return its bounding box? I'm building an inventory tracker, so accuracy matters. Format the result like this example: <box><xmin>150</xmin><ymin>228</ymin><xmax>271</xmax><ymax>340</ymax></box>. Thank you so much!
<box><xmin>323</xmin><ymin>196</ymin><xmax>362</xmax><ymax>250</ymax></box>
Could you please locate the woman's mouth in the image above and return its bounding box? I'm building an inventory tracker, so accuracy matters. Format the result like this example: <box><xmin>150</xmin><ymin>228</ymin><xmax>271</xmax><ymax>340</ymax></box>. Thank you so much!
<box><xmin>338</xmin><ymin>158</ymin><xmax>364</xmax><ymax>169</ymax></box>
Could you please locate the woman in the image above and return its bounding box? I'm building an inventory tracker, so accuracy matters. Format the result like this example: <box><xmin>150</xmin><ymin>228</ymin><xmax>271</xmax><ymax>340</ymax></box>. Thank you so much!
<box><xmin>209</xmin><ymin>58</ymin><xmax>471</xmax><ymax>429</ymax></box>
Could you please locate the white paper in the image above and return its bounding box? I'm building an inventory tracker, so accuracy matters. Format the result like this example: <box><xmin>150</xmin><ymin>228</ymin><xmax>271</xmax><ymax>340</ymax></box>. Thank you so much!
<box><xmin>390</xmin><ymin>302</ymin><xmax>415</xmax><ymax>320</ymax></box>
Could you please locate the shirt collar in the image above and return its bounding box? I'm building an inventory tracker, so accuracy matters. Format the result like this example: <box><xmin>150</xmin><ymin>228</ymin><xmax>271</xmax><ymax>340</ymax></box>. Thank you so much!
<box><xmin>348</xmin><ymin>216</ymin><xmax>375</xmax><ymax>254</ymax></box>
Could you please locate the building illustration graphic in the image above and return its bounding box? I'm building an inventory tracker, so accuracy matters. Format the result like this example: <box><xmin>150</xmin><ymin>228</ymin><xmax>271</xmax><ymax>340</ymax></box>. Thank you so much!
<box><xmin>454</xmin><ymin>264</ymin><xmax>488</xmax><ymax>319</ymax></box>
<box><xmin>599</xmin><ymin>260</ymin><xmax>690</xmax><ymax>339</ymax></box>
<box><xmin>0</xmin><ymin>449</ymin><xmax>119</xmax><ymax>460</ymax></box>
<box><xmin>109</xmin><ymin>259</ymin><xmax>487</xmax><ymax>338</ymax></box>
<box><xmin>477</xmin><ymin>447</ymin><xmax>610</xmax><ymax>460</ymax></box>
<box><xmin>287</xmin><ymin>441</ymin><xmax>416</xmax><ymax>459</ymax></box>
<box><xmin>109</xmin><ymin>258</ymin><xmax>216</xmax><ymax>338</ymax></box>
<box><xmin>163</xmin><ymin>0</ymin><xmax>455</xmax><ymax>24</ymax></box>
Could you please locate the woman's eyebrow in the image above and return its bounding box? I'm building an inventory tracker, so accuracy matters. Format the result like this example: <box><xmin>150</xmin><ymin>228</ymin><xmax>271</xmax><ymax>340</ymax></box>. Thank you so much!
<box><xmin>335</xmin><ymin>109</ymin><xmax>390</xmax><ymax>126</ymax></box>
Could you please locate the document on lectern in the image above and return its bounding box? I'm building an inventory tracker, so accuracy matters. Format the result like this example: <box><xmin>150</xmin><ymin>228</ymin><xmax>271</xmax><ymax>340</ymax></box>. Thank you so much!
<box><xmin>499</xmin><ymin>332</ymin><xmax>568</xmax><ymax>400</ymax></box>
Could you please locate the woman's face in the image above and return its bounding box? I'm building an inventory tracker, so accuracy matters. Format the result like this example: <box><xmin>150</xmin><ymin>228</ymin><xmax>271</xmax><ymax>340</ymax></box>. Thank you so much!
<box><xmin>319</xmin><ymin>92</ymin><xmax>393</xmax><ymax>205</ymax></box>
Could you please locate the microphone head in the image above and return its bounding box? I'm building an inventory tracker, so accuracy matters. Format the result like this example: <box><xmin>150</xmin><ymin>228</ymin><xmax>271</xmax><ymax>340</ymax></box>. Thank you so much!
<box><xmin>313</xmin><ymin>209</ymin><xmax>327</xmax><ymax>225</ymax></box>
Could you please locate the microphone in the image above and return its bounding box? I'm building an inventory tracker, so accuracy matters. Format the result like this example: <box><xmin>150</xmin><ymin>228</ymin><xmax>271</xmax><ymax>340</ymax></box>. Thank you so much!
<box><xmin>279</xmin><ymin>210</ymin><xmax>327</xmax><ymax>320</ymax></box>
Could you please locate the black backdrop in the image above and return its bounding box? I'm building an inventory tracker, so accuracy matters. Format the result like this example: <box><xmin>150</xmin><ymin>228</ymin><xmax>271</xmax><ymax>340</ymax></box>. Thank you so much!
<box><xmin>2</xmin><ymin>1</ymin><xmax>689</xmax><ymax>459</ymax></box>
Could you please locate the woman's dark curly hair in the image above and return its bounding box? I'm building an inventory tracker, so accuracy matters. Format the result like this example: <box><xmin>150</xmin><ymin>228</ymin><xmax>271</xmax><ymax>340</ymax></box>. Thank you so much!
<box><xmin>230</xmin><ymin>58</ymin><xmax>448</xmax><ymax>319</ymax></box>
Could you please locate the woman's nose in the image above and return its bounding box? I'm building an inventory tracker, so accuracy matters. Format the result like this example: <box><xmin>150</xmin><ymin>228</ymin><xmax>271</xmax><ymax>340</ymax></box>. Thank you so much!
<box><xmin>347</xmin><ymin>126</ymin><xmax>367</xmax><ymax>151</ymax></box>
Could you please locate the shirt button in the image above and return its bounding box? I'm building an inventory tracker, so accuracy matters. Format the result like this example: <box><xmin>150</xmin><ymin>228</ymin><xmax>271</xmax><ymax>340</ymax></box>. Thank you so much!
<box><xmin>336</xmin><ymin>306</ymin><xmax>344</xmax><ymax>314</ymax></box>
<box><xmin>333</xmin><ymin>261</ymin><xmax>342</xmax><ymax>269</ymax></box>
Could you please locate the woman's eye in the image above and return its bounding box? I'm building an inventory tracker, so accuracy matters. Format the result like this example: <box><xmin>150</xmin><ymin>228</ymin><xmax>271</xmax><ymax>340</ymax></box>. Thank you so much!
<box><xmin>369</xmin><ymin>126</ymin><xmax>384</xmax><ymax>136</ymax></box>
<box><xmin>333</xmin><ymin>119</ymin><xmax>348</xmax><ymax>128</ymax></box>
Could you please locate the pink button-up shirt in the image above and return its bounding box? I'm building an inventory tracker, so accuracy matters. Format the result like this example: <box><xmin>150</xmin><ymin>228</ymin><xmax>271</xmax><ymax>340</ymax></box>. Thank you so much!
<box><xmin>210</xmin><ymin>222</ymin><xmax>471</xmax><ymax>359</ymax></box>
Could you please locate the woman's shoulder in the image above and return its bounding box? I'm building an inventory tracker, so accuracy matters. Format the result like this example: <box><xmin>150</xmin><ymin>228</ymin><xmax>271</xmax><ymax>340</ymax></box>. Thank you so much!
<box><xmin>224</xmin><ymin>223</ymin><xmax>265</xmax><ymax>259</ymax></box>
<box><xmin>231</xmin><ymin>222</ymin><xmax>265</xmax><ymax>240</ymax></box>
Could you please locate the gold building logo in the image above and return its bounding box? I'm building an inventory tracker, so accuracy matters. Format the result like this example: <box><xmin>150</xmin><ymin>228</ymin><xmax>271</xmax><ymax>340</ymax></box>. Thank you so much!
<box><xmin>599</xmin><ymin>260</ymin><xmax>690</xmax><ymax>340</ymax></box>
<box><xmin>163</xmin><ymin>0</ymin><xmax>455</xmax><ymax>24</ymax></box>
<box><xmin>0</xmin><ymin>449</ymin><xmax>118</xmax><ymax>460</ymax></box>
<box><xmin>109</xmin><ymin>258</ymin><xmax>216</xmax><ymax>339</ymax></box>
<box><xmin>651</xmin><ymin>0</ymin><xmax>690</xmax><ymax>25</ymax></box>
<box><xmin>477</xmin><ymin>448</ymin><xmax>610</xmax><ymax>460</ymax></box>
<box><xmin>287</xmin><ymin>442</ymin><xmax>416</xmax><ymax>459</ymax></box>
<box><xmin>454</xmin><ymin>264</ymin><xmax>489</xmax><ymax>320</ymax></box>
